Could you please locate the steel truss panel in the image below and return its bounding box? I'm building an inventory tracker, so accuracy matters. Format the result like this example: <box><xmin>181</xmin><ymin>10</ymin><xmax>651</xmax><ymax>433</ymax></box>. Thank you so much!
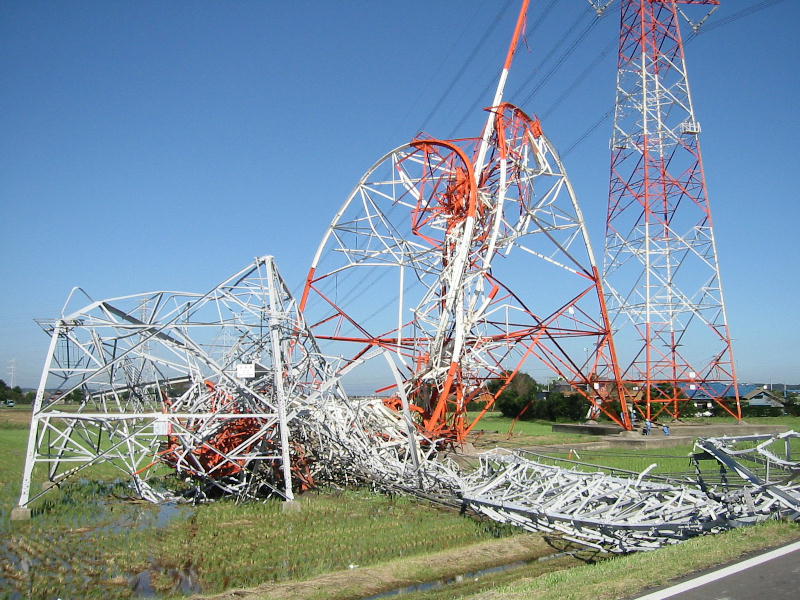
<box><xmin>693</xmin><ymin>431</ymin><xmax>800</xmax><ymax>517</ymax></box>
<box><xmin>602</xmin><ymin>0</ymin><xmax>739</xmax><ymax>420</ymax></box>
<box><xmin>16</xmin><ymin>256</ymin><xmax>343</xmax><ymax>506</ymax></box>
<box><xmin>461</xmin><ymin>430</ymin><xmax>798</xmax><ymax>552</ymax></box>
<box><xmin>301</xmin><ymin>105</ymin><xmax>629</xmax><ymax>440</ymax></box>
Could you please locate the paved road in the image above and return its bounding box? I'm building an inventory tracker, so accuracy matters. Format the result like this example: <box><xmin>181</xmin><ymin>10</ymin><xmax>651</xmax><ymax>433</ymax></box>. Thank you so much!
<box><xmin>632</xmin><ymin>540</ymin><xmax>800</xmax><ymax>600</ymax></box>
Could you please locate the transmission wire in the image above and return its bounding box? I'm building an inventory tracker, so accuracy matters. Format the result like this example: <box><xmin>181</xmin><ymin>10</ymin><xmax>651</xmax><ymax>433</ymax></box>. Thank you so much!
<box><xmin>447</xmin><ymin>0</ymin><xmax>561</xmax><ymax>137</ymax></box>
<box><xmin>417</xmin><ymin>0</ymin><xmax>513</xmax><ymax>134</ymax></box>
<box><xmin>508</xmin><ymin>8</ymin><xmax>591</xmax><ymax>102</ymax></box>
<box><xmin>700</xmin><ymin>0</ymin><xmax>786</xmax><ymax>33</ymax></box>
<box><xmin>518</xmin><ymin>14</ymin><xmax>602</xmax><ymax>108</ymax></box>
<box><xmin>388</xmin><ymin>1</ymin><xmax>485</xmax><ymax>143</ymax></box>
<box><xmin>561</xmin><ymin>0</ymin><xmax>786</xmax><ymax>157</ymax></box>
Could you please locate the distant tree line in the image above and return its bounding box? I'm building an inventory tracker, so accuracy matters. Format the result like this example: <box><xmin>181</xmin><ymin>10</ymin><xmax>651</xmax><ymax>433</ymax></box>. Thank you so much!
<box><xmin>0</xmin><ymin>379</ymin><xmax>35</xmax><ymax>404</ymax></box>
<box><xmin>481</xmin><ymin>372</ymin><xmax>587</xmax><ymax>422</ymax></box>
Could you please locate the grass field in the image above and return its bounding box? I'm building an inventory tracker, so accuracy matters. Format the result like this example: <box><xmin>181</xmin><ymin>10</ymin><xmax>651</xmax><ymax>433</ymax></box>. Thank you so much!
<box><xmin>467</xmin><ymin>412</ymin><xmax>593</xmax><ymax>448</ymax></box>
<box><xmin>0</xmin><ymin>417</ymin><xmax>514</xmax><ymax>599</ymax></box>
<box><xmin>461</xmin><ymin>519</ymin><xmax>800</xmax><ymax>600</ymax></box>
<box><xmin>1</xmin><ymin>406</ymin><xmax>797</xmax><ymax>599</ymax></box>
<box><xmin>393</xmin><ymin>520</ymin><xmax>800</xmax><ymax>600</ymax></box>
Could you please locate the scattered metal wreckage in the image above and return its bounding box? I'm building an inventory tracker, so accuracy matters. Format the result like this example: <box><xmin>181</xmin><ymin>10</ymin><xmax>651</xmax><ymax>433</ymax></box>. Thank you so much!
<box><xmin>461</xmin><ymin>436</ymin><xmax>800</xmax><ymax>553</ymax></box>
<box><xmin>300</xmin><ymin>0</ymin><xmax>633</xmax><ymax>444</ymax></box>
<box><xmin>693</xmin><ymin>432</ymin><xmax>800</xmax><ymax>519</ymax></box>
<box><xmin>12</xmin><ymin>254</ymin><xmax>799</xmax><ymax>552</ymax></box>
<box><xmin>17</xmin><ymin>256</ymin><xmax>328</xmax><ymax>507</ymax></box>
<box><xmin>13</xmin><ymin>255</ymin><xmax>460</xmax><ymax>510</ymax></box>
<box><xmin>12</xmin><ymin>0</ymin><xmax>798</xmax><ymax>555</ymax></box>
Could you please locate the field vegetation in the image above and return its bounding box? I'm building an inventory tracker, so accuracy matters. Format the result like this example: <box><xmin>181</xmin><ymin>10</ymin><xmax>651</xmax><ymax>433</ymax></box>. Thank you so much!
<box><xmin>397</xmin><ymin>519</ymin><xmax>800</xmax><ymax>600</ymax></box>
<box><xmin>1</xmin><ymin>405</ymin><xmax>798</xmax><ymax>598</ymax></box>
<box><xmin>0</xmin><ymin>415</ymin><xmax>514</xmax><ymax>599</ymax></box>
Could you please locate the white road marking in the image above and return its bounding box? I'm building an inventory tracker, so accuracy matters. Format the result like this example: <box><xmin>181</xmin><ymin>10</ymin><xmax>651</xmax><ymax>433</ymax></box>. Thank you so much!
<box><xmin>635</xmin><ymin>539</ymin><xmax>800</xmax><ymax>600</ymax></box>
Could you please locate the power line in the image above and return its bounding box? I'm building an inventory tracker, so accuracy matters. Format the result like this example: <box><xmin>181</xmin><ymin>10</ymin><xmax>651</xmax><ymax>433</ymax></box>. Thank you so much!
<box><xmin>389</xmin><ymin>1</ymin><xmax>486</xmax><ymax>142</ymax></box>
<box><xmin>561</xmin><ymin>0</ymin><xmax>786</xmax><ymax>157</ymax></box>
<box><xmin>518</xmin><ymin>14</ymin><xmax>603</xmax><ymax>108</ymax></box>
<box><xmin>542</xmin><ymin>38</ymin><xmax>615</xmax><ymax>120</ymax></box>
<box><xmin>417</xmin><ymin>0</ymin><xmax>513</xmax><ymax>134</ymax></box>
<box><xmin>509</xmin><ymin>8</ymin><xmax>592</xmax><ymax>103</ymax></box>
<box><xmin>563</xmin><ymin>106</ymin><xmax>614</xmax><ymax>158</ymax></box>
<box><xmin>446</xmin><ymin>0</ymin><xmax>563</xmax><ymax>137</ymax></box>
<box><xmin>700</xmin><ymin>0</ymin><xmax>786</xmax><ymax>34</ymax></box>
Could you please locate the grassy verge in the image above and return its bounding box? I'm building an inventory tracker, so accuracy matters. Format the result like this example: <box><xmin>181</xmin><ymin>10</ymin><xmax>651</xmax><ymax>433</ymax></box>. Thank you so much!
<box><xmin>463</xmin><ymin>519</ymin><xmax>800</xmax><ymax>600</ymax></box>
<box><xmin>358</xmin><ymin>553</ymin><xmax>590</xmax><ymax>600</ymax></box>
<box><xmin>0</xmin><ymin>405</ymin><xmax>33</xmax><ymax>428</ymax></box>
<box><xmin>3</xmin><ymin>407</ymin><xmax>796</xmax><ymax>599</ymax></box>
<box><xmin>524</xmin><ymin>444</ymin><xmax>699</xmax><ymax>475</ymax></box>
<box><xmin>468</xmin><ymin>413</ymin><xmax>593</xmax><ymax>447</ymax></box>
<box><xmin>4</xmin><ymin>484</ymin><xmax>511</xmax><ymax>598</ymax></box>
<box><xmin>0</xmin><ymin>421</ymin><xmax>513</xmax><ymax>599</ymax></box>
<box><xmin>196</xmin><ymin>533</ymin><xmax>562</xmax><ymax>600</ymax></box>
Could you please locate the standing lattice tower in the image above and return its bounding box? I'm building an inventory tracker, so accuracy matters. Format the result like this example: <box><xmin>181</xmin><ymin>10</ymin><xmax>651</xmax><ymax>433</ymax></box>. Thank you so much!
<box><xmin>597</xmin><ymin>0</ymin><xmax>740</xmax><ymax>420</ymax></box>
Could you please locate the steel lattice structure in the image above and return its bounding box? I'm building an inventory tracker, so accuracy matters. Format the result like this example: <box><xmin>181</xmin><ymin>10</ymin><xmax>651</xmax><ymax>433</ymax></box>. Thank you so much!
<box><xmin>460</xmin><ymin>430</ymin><xmax>800</xmax><ymax>553</ymax></box>
<box><xmin>693</xmin><ymin>431</ymin><xmax>800</xmax><ymax>518</ymax></box>
<box><xmin>591</xmin><ymin>0</ymin><xmax>740</xmax><ymax>420</ymax></box>
<box><xmin>16</xmin><ymin>256</ymin><xmax>344</xmax><ymax>507</ymax></box>
<box><xmin>15</xmin><ymin>1</ymin><xmax>793</xmax><ymax>559</ymax></box>
<box><xmin>300</xmin><ymin>1</ymin><xmax>630</xmax><ymax>441</ymax></box>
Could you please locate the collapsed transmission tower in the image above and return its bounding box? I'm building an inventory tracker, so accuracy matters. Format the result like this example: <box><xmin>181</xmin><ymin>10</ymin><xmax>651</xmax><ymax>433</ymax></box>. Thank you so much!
<box><xmin>13</xmin><ymin>3</ymin><xmax>797</xmax><ymax>557</ymax></box>
<box><xmin>300</xmin><ymin>0</ymin><xmax>630</xmax><ymax>441</ymax></box>
<box><xmin>594</xmin><ymin>0</ymin><xmax>740</xmax><ymax>420</ymax></box>
<box><xmin>16</xmin><ymin>257</ymin><xmax>342</xmax><ymax>508</ymax></box>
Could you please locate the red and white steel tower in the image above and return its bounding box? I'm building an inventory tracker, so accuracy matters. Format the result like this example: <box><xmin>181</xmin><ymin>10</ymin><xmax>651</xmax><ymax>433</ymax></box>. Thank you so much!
<box><xmin>597</xmin><ymin>0</ymin><xmax>740</xmax><ymax>419</ymax></box>
<box><xmin>300</xmin><ymin>1</ymin><xmax>632</xmax><ymax>441</ymax></box>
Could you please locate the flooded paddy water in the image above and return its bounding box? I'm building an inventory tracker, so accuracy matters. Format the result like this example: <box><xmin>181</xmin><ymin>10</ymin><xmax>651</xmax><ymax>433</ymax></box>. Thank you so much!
<box><xmin>2</xmin><ymin>481</ymin><xmax>195</xmax><ymax>599</ymax></box>
<box><xmin>2</xmin><ymin>471</ymin><xmax>515</xmax><ymax>599</ymax></box>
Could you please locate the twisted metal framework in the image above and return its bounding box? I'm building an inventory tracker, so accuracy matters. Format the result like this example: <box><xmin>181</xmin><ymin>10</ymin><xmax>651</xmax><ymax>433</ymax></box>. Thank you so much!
<box><xmin>300</xmin><ymin>111</ymin><xmax>629</xmax><ymax>440</ymax></box>
<box><xmin>16</xmin><ymin>2</ymin><xmax>790</xmax><ymax>559</ymax></box>
<box><xmin>462</xmin><ymin>449</ymin><xmax>727</xmax><ymax>552</ymax></box>
<box><xmin>15</xmin><ymin>255</ymin><xmax>462</xmax><ymax>510</ymax></box>
<box><xmin>693</xmin><ymin>431</ymin><xmax>800</xmax><ymax>518</ymax></box>
<box><xmin>301</xmin><ymin>0</ymin><xmax>629</xmax><ymax>440</ymax></box>
<box><xmin>461</xmin><ymin>430</ymin><xmax>799</xmax><ymax>552</ymax></box>
<box><xmin>597</xmin><ymin>0</ymin><xmax>740</xmax><ymax>420</ymax></box>
<box><xmin>16</xmin><ymin>257</ymin><xmax>342</xmax><ymax>507</ymax></box>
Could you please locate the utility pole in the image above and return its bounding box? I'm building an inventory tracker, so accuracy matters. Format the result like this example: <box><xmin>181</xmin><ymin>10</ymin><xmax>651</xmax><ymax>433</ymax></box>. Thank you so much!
<box><xmin>8</xmin><ymin>358</ymin><xmax>16</xmax><ymax>389</ymax></box>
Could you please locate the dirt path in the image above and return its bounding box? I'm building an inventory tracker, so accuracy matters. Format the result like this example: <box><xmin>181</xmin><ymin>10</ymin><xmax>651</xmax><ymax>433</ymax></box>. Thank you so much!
<box><xmin>191</xmin><ymin>534</ymin><xmax>558</xmax><ymax>600</ymax></box>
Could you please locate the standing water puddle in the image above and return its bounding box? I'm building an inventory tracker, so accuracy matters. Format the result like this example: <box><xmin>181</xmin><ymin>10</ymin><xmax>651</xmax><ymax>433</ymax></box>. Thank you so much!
<box><xmin>130</xmin><ymin>562</ymin><xmax>202</xmax><ymax>597</ymax></box>
<box><xmin>363</xmin><ymin>551</ymin><xmax>574</xmax><ymax>599</ymax></box>
<box><xmin>2</xmin><ymin>496</ymin><xmax>195</xmax><ymax>599</ymax></box>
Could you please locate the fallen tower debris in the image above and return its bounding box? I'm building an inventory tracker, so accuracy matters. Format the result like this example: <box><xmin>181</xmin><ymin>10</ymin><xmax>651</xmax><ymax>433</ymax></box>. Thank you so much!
<box><xmin>12</xmin><ymin>254</ymin><xmax>799</xmax><ymax>550</ymax></box>
<box><xmin>13</xmin><ymin>1</ymin><xmax>798</xmax><ymax>555</ymax></box>
<box><xmin>460</xmin><ymin>434</ymin><xmax>799</xmax><ymax>553</ymax></box>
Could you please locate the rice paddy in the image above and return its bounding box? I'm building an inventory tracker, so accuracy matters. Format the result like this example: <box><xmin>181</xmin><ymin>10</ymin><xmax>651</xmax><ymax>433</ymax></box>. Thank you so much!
<box><xmin>0</xmin><ymin>417</ymin><xmax>512</xmax><ymax>599</ymax></box>
<box><xmin>2</xmin><ymin>407</ymin><xmax>798</xmax><ymax>599</ymax></box>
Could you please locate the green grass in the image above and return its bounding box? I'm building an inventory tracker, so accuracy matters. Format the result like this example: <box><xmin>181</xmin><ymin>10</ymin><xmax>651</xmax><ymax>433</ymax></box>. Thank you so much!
<box><xmin>468</xmin><ymin>412</ymin><xmax>593</xmax><ymax>445</ymax></box>
<box><xmin>524</xmin><ymin>444</ymin><xmax>699</xmax><ymax>477</ymax></box>
<box><xmin>380</xmin><ymin>555</ymin><xmax>591</xmax><ymax>600</ymax></box>
<box><xmin>682</xmin><ymin>414</ymin><xmax>800</xmax><ymax>426</ymax></box>
<box><xmin>0</xmin><ymin>422</ymin><xmax>511</xmax><ymax>599</ymax></box>
<box><xmin>461</xmin><ymin>519</ymin><xmax>800</xmax><ymax>600</ymax></box>
<box><xmin>2</xmin><ymin>408</ymin><xmax>797</xmax><ymax>599</ymax></box>
<box><xmin>3</xmin><ymin>488</ymin><xmax>507</xmax><ymax>599</ymax></box>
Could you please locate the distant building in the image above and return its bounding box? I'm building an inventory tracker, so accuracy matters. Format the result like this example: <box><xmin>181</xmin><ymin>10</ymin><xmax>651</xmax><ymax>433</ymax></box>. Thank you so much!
<box><xmin>676</xmin><ymin>382</ymin><xmax>754</xmax><ymax>416</ymax></box>
<box><xmin>551</xmin><ymin>381</ymin><xmax>573</xmax><ymax>395</ymax></box>
<box><xmin>678</xmin><ymin>382</ymin><xmax>757</xmax><ymax>402</ymax></box>
<box><xmin>742</xmin><ymin>388</ymin><xmax>785</xmax><ymax>409</ymax></box>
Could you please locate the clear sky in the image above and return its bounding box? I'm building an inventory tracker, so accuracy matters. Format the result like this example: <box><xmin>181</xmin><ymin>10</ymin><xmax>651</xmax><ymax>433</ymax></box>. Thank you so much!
<box><xmin>2</xmin><ymin>0</ymin><xmax>798</xmax><ymax>388</ymax></box>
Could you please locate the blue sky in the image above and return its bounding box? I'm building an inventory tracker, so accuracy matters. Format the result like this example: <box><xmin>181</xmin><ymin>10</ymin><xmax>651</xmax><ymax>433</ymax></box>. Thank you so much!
<box><xmin>2</xmin><ymin>0</ymin><xmax>798</xmax><ymax>388</ymax></box>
